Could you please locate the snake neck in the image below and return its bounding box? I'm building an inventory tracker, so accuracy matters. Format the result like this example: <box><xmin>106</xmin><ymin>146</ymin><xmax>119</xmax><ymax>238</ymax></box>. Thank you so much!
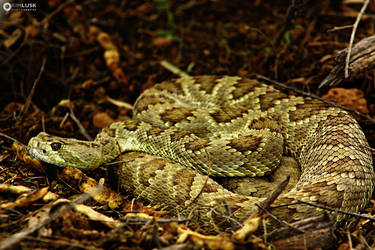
<box><xmin>93</xmin><ymin>130</ymin><xmax>124</xmax><ymax>165</ymax></box>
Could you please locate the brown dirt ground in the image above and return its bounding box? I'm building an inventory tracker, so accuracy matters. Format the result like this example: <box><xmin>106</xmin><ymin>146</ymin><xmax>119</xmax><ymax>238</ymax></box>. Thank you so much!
<box><xmin>1</xmin><ymin>0</ymin><xmax>375</xmax><ymax>249</ymax></box>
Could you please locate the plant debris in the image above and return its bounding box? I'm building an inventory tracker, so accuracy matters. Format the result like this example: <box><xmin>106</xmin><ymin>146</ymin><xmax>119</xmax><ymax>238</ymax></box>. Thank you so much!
<box><xmin>1</xmin><ymin>0</ymin><xmax>375</xmax><ymax>249</ymax></box>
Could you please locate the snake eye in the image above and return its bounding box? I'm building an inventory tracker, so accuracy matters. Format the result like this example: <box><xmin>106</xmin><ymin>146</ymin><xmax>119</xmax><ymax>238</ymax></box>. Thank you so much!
<box><xmin>51</xmin><ymin>142</ymin><xmax>62</xmax><ymax>151</ymax></box>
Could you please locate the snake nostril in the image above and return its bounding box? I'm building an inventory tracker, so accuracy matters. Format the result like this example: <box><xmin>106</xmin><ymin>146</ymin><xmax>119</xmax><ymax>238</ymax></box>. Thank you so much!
<box><xmin>42</xmin><ymin>149</ymin><xmax>47</xmax><ymax>154</ymax></box>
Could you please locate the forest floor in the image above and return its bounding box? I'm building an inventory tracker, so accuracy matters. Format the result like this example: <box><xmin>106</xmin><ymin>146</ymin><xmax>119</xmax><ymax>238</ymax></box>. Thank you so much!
<box><xmin>1</xmin><ymin>0</ymin><xmax>375</xmax><ymax>249</ymax></box>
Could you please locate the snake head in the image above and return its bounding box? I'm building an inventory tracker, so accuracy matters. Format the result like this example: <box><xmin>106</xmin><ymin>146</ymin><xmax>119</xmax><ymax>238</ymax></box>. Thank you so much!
<box><xmin>27</xmin><ymin>132</ymin><xmax>102</xmax><ymax>170</ymax></box>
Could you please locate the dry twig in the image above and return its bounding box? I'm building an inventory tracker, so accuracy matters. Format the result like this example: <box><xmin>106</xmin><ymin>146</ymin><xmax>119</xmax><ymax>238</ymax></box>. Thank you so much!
<box><xmin>254</xmin><ymin>74</ymin><xmax>375</xmax><ymax>125</ymax></box>
<box><xmin>21</xmin><ymin>57</ymin><xmax>46</xmax><ymax>119</ymax></box>
<box><xmin>345</xmin><ymin>0</ymin><xmax>370</xmax><ymax>78</ymax></box>
<box><xmin>68</xmin><ymin>103</ymin><xmax>93</xmax><ymax>141</ymax></box>
<box><xmin>320</xmin><ymin>34</ymin><xmax>375</xmax><ymax>87</ymax></box>
<box><xmin>160</xmin><ymin>60</ymin><xmax>190</xmax><ymax>77</ymax></box>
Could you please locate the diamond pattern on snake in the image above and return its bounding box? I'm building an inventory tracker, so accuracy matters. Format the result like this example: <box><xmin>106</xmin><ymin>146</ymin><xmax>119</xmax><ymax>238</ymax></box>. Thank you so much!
<box><xmin>28</xmin><ymin>75</ymin><xmax>375</xmax><ymax>232</ymax></box>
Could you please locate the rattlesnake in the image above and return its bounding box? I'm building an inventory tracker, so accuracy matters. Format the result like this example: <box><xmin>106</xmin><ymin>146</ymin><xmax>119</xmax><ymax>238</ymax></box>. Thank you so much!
<box><xmin>28</xmin><ymin>75</ymin><xmax>375</xmax><ymax>232</ymax></box>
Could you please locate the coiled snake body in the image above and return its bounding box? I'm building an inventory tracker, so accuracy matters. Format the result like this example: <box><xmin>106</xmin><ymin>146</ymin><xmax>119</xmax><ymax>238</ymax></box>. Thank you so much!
<box><xmin>28</xmin><ymin>76</ymin><xmax>375</xmax><ymax>231</ymax></box>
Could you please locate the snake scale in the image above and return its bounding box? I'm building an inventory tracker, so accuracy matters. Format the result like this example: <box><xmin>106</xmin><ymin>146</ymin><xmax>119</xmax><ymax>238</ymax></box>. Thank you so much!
<box><xmin>28</xmin><ymin>75</ymin><xmax>375</xmax><ymax>232</ymax></box>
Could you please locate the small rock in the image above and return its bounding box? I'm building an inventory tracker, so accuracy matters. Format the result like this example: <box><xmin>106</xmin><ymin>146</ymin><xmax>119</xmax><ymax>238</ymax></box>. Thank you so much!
<box><xmin>322</xmin><ymin>88</ymin><xmax>369</xmax><ymax>114</ymax></box>
<box><xmin>93</xmin><ymin>112</ymin><xmax>115</xmax><ymax>129</ymax></box>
